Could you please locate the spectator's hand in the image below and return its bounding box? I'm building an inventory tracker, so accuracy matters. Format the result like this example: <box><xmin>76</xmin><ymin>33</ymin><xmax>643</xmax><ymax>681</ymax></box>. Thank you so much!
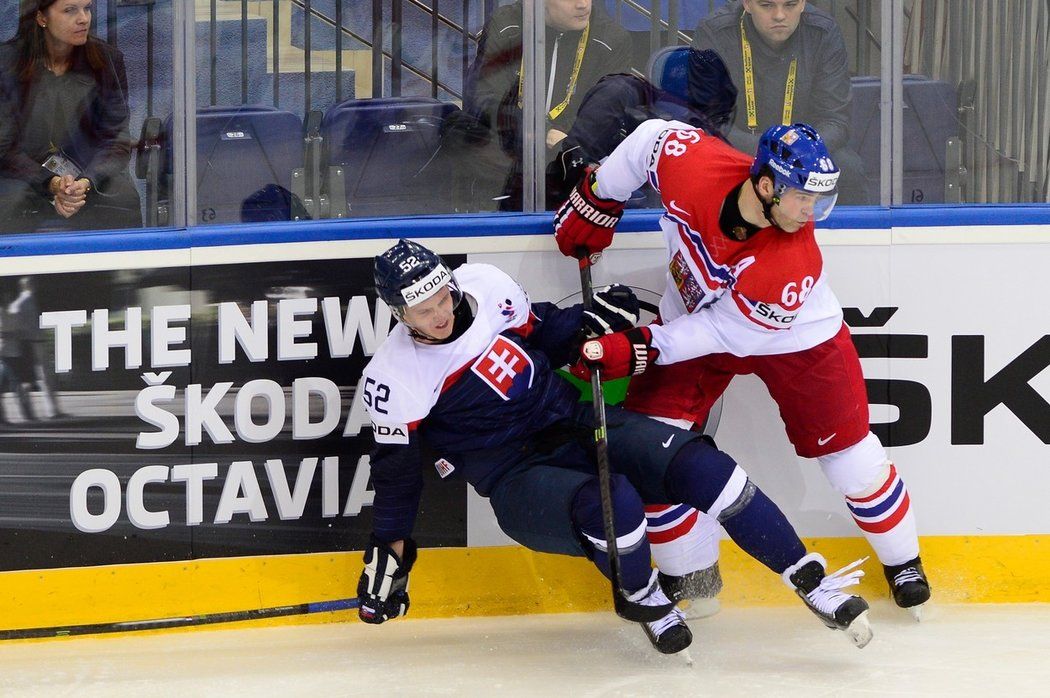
<box><xmin>50</xmin><ymin>175</ymin><xmax>86</xmax><ymax>218</ymax></box>
<box><xmin>70</xmin><ymin>178</ymin><xmax>92</xmax><ymax>198</ymax></box>
<box><xmin>546</xmin><ymin>128</ymin><xmax>568</xmax><ymax>149</ymax></box>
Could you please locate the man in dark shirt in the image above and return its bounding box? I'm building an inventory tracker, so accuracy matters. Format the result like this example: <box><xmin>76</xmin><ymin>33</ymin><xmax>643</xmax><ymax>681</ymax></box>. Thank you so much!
<box><xmin>692</xmin><ymin>0</ymin><xmax>872</xmax><ymax>203</ymax></box>
<box><xmin>454</xmin><ymin>0</ymin><xmax>633</xmax><ymax>209</ymax></box>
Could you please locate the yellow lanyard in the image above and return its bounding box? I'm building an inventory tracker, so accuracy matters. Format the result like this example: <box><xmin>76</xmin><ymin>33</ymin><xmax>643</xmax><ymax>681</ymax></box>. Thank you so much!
<box><xmin>517</xmin><ymin>22</ymin><xmax>590</xmax><ymax>121</ymax></box>
<box><xmin>740</xmin><ymin>15</ymin><xmax>797</xmax><ymax>131</ymax></box>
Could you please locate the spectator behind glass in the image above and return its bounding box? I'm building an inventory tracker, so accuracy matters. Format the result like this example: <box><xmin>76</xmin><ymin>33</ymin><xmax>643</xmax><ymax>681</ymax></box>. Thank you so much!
<box><xmin>547</xmin><ymin>47</ymin><xmax>739</xmax><ymax>207</ymax></box>
<box><xmin>692</xmin><ymin>0</ymin><xmax>873</xmax><ymax>204</ymax></box>
<box><xmin>0</xmin><ymin>0</ymin><xmax>141</xmax><ymax>233</ymax></box>
<box><xmin>450</xmin><ymin>0</ymin><xmax>633</xmax><ymax>210</ymax></box>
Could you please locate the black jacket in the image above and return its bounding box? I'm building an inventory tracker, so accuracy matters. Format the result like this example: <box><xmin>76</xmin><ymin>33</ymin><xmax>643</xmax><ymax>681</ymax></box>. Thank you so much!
<box><xmin>465</xmin><ymin>2</ymin><xmax>633</xmax><ymax>147</ymax></box>
<box><xmin>692</xmin><ymin>1</ymin><xmax>852</xmax><ymax>153</ymax></box>
<box><xmin>0</xmin><ymin>37</ymin><xmax>140</xmax><ymax>226</ymax></box>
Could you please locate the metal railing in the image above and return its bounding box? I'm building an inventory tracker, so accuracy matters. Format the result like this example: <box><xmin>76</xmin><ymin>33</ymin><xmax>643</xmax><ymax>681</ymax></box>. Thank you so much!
<box><xmin>68</xmin><ymin>0</ymin><xmax>1050</xmax><ymax>210</ymax></box>
<box><xmin>905</xmin><ymin>0</ymin><xmax>1050</xmax><ymax>203</ymax></box>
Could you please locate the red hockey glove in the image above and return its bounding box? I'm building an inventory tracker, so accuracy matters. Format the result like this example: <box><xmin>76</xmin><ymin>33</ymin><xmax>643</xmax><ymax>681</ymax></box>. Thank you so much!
<box><xmin>571</xmin><ymin>326</ymin><xmax>658</xmax><ymax>381</ymax></box>
<box><xmin>554</xmin><ymin>167</ymin><xmax>625</xmax><ymax>263</ymax></box>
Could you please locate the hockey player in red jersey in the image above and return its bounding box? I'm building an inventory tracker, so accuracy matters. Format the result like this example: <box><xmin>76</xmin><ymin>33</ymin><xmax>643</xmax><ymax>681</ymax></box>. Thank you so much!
<box><xmin>554</xmin><ymin>120</ymin><xmax>931</xmax><ymax>618</ymax></box>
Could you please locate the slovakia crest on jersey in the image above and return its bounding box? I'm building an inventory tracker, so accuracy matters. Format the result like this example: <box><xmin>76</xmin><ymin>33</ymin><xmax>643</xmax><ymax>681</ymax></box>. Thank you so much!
<box><xmin>471</xmin><ymin>335</ymin><xmax>535</xmax><ymax>401</ymax></box>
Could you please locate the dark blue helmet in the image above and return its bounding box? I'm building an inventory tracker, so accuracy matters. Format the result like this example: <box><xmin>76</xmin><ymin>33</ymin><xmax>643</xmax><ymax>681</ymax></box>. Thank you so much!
<box><xmin>751</xmin><ymin>123</ymin><xmax>840</xmax><ymax>221</ymax></box>
<box><xmin>374</xmin><ymin>239</ymin><xmax>461</xmax><ymax>321</ymax></box>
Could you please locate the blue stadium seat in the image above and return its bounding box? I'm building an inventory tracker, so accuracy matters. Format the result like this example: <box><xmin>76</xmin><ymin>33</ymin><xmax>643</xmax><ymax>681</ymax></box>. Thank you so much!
<box><xmin>849</xmin><ymin>75</ymin><xmax>960</xmax><ymax>203</ymax></box>
<box><xmin>141</xmin><ymin>106</ymin><xmax>310</xmax><ymax>225</ymax></box>
<box><xmin>321</xmin><ymin>97</ymin><xmax>457</xmax><ymax>217</ymax></box>
<box><xmin>194</xmin><ymin>106</ymin><xmax>307</xmax><ymax>223</ymax></box>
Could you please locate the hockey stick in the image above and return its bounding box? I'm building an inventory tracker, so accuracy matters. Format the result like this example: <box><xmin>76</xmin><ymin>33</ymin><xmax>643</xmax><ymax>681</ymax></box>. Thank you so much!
<box><xmin>0</xmin><ymin>597</ymin><xmax>358</xmax><ymax>641</ymax></box>
<box><xmin>577</xmin><ymin>256</ymin><xmax>669</xmax><ymax>624</ymax></box>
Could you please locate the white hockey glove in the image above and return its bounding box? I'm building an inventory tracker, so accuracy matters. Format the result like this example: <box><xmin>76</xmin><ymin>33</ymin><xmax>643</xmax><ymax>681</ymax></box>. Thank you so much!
<box><xmin>582</xmin><ymin>284</ymin><xmax>640</xmax><ymax>337</ymax></box>
<box><xmin>357</xmin><ymin>535</ymin><xmax>417</xmax><ymax>624</ymax></box>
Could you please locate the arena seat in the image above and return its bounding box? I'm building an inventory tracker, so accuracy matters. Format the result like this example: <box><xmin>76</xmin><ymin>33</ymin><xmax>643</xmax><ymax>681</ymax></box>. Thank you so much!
<box><xmin>849</xmin><ymin>75</ymin><xmax>961</xmax><ymax>203</ymax></box>
<box><xmin>194</xmin><ymin>106</ymin><xmax>309</xmax><ymax>223</ymax></box>
<box><xmin>320</xmin><ymin>97</ymin><xmax>457</xmax><ymax>217</ymax></box>
<box><xmin>140</xmin><ymin>105</ymin><xmax>312</xmax><ymax>225</ymax></box>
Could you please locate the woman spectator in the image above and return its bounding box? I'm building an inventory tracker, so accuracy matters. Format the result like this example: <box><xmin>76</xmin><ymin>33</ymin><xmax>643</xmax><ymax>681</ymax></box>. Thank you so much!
<box><xmin>0</xmin><ymin>0</ymin><xmax>141</xmax><ymax>233</ymax></box>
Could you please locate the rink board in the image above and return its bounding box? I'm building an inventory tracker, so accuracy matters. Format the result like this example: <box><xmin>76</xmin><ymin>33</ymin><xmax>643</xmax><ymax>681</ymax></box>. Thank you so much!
<box><xmin>0</xmin><ymin>207</ymin><xmax>1047</xmax><ymax>635</ymax></box>
<box><xmin>1</xmin><ymin>535</ymin><xmax>1048</xmax><ymax>637</ymax></box>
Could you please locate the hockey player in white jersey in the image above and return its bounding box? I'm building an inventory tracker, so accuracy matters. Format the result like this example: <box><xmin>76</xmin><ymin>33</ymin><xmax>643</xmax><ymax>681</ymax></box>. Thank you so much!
<box><xmin>554</xmin><ymin>121</ymin><xmax>931</xmax><ymax>619</ymax></box>
<box><xmin>355</xmin><ymin>238</ymin><xmax>876</xmax><ymax>652</ymax></box>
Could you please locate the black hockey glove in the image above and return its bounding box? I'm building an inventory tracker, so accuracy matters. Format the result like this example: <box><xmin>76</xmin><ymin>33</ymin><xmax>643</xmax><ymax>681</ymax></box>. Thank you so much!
<box><xmin>357</xmin><ymin>535</ymin><xmax>418</xmax><ymax>624</ymax></box>
<box><xmin>582</xmin><ymin>284</ymin><xmax>640</xmax><ymax>337</ymax></box>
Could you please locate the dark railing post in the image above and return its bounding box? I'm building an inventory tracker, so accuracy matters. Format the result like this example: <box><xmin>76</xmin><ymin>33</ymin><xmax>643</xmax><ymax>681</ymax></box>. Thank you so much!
<box><xmin>372</xmin><ymin>0</ymin><xmax>383</xmax><ymax>98</ymax></box>
<box><xmin>336</xmin><ymin>0</ymin><xmax>344</xmax><ymax>102</ymax></box>
<box><xmin>210</xmin><ymin>0</ymin><xmax>218</xmax><ymax>105</ymax></box>
<box><xmin>669</xmin><ymin>0</ymin><xmax>679</xmax><ymax>42</ymax></box>
<box><xmin>106</xmin><ymin>0</ymin><xmax>117</xmax><ymax>47</ymax></box>
<box><xmin>392</xmin><ymin>0</ymin><xmax>403</xmax><ymax>97</ymax></box>
<box><xmin>146</xmin><ymin>1</ymin><xmax>154</xmax><ymax>116</ymax></box>
<box><xmin>857</xmin><ymin>0</ymin><xmax>871</xmax><ymax>75</ymax></box>
<box><xmin>274</xmin><ymin>0</ymin><xmax>281</xmax><ymax>107</ymax></box>
<box><xmin>462</xmin><ymin>0</ymin><xmax>470</xmax><ymax>102</ymax></box>
<box><xmin>649</xmin><ymin>0</ymin><xmax>661</xmax><ymax>57</ymax></box>
<box><xmin>432</xmin><ymin>0</ymin><xmax>440</xmax><ymax>97</ymax></box>
<box><xmin>304</xmin><ymin>0</ymin><xmax>313</xmax><ymax>112</ymax></box>
<box><xmin>242</xmin><ymin>0</ymin><xmax>249</xmax><ymax>104</ymax></box>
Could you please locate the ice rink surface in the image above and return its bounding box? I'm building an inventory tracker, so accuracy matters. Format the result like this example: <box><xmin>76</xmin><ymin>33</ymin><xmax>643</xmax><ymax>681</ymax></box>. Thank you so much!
<box><xmin>2</xmin><ymin>602</ymin><xmax>1048</xmax><ymax>697</ymax></box>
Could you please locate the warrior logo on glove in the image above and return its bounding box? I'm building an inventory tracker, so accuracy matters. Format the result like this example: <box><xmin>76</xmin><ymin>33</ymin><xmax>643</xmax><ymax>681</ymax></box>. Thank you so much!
<box><xmin>572</xmin><ymin>326</ymin><xmax>658</xmax><ymax>381</ymax></box>
<box><xmin>553</xmin><ymin>167</ymin><xmax>626</xmax><ymax>262</ymax></box>
<box><xmin>583</xmin><ymin>341</ymin><xmax>605</xmax><ymax>361</ymax></box>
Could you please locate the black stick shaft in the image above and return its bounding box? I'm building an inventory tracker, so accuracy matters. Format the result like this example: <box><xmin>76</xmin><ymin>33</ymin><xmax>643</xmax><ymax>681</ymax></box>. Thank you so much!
<box><xmin>0</xmin><ymin>598</ymin><xmax>358</xmax><ymax>640</ymax></box>
<box><xmin>578</xmin><ymin>259</ymin><xmax>626</xmax><ymax>612</ymax></box>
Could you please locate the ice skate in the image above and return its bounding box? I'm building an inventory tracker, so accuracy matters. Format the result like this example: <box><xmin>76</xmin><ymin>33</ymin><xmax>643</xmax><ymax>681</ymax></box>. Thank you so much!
<box><xmin>884</xmin><ymin>556</ymin><xmax>931</xmax><ymax>621</ymax></box>
<box><xmin>783</xmin><ymin>553</ymin><xmax>873</xmax><ymax>649</ymax></box>
<box><xmin>659</xmin><ymin>563</ymin><xmax>722</xmax><ymax>619</ymax></box>
<box><xmin>628</xmin><ymin>573</ymin><xmax>692</xmax><ymax>654</ymax></box>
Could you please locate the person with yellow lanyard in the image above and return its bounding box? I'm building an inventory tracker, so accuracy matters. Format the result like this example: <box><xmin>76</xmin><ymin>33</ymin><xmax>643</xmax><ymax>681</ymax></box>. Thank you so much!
<box><xmin>458</xmin><ymin>0</ymin><xmax>633</xmax><ymax>210</ymax></box>
<box><xmin>692</xmin><ymin>0</ymin><xmax>873</xmax><ymax>204</ymax></box>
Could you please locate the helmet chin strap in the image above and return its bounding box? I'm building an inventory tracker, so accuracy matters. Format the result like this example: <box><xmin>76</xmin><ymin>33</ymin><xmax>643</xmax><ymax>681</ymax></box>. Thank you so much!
<box><xmin>407</xmin><ymin>325</ymin><xmax>441</xmax><ymax>343</ymax></box>
<box><xmin>406</xmin><ymin>294</ymin><xmax>475</xmax><ymax>344</ymax></box>
<box><xmin>752</xmin><ymin>179</ymin><xmax>782</xmax><ymax>229</ymax></box>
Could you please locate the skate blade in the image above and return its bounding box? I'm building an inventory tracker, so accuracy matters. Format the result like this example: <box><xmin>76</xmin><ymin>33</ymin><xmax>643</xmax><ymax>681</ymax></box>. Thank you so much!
<box><xmin>681</xmin><ymin>597</ymin><xmax>721</xmax><ymax>620</ymax></box>
<box><xmin>845</xmin><ymin>610</ymin><xmax>873</xmax><ymax>649</ymax></box>
<box><xmin>907</xmin><ymin>603</ymin><xmax>925</xmax><ymax>622</ymax></box>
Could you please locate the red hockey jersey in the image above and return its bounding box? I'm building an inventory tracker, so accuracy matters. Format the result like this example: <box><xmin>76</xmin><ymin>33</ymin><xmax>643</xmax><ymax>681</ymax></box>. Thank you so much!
<box><xmin>594</xmin><ymin>119</ymin><xmax>843</xmax><ymax>362</ymax></box>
